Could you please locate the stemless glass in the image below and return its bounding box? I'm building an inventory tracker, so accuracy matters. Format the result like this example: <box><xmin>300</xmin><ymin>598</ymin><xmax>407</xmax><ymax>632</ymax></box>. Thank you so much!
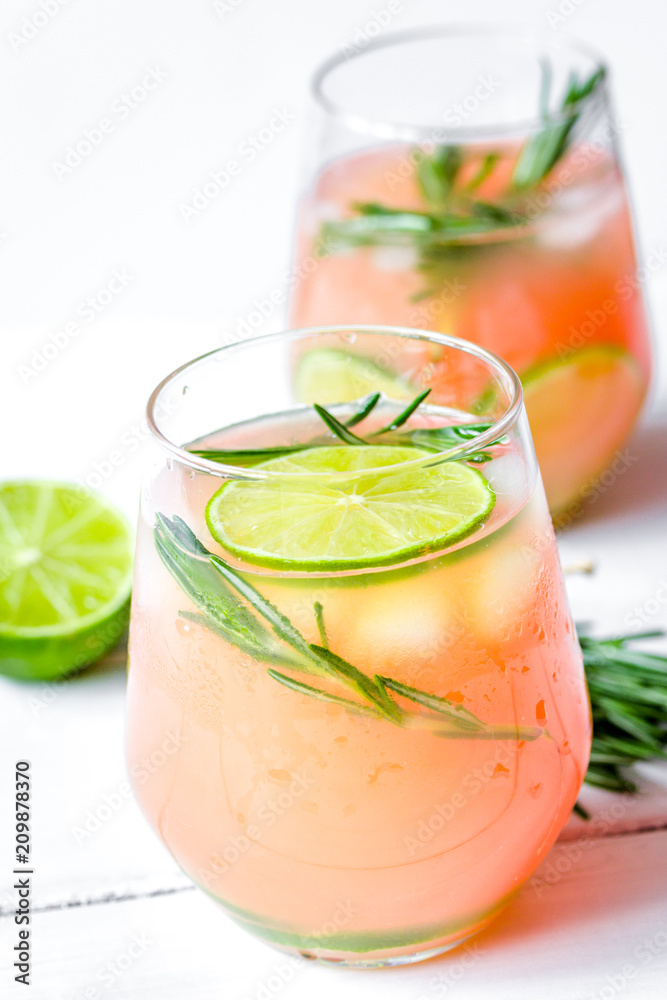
<box><xmin>288</xmin><ymin>27</ymin><xmax>652</xmax><ymax>521</ymax></box>
<box><xmin>126</xmin><ymin>326</ymin><xmax>591</xmax><ymax>967</ymax></box>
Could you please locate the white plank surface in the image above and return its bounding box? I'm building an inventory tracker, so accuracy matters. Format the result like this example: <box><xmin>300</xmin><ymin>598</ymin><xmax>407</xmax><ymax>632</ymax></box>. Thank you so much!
<box><xmin>1</xmin><ymin>829</ymin><xmax>666</xmax><ymax>1000</ymax></box>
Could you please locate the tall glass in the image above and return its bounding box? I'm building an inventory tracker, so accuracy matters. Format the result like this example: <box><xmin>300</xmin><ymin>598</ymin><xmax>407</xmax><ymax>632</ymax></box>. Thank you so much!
<box><xmin>126</xmin><ymin>326</ymin><xmax>591</xmax><ymax>966</ymax></box>
<box><xmin>289</xmin><ymin>27</ymin><xmax>652</xmax><ymax>520</ymax></box>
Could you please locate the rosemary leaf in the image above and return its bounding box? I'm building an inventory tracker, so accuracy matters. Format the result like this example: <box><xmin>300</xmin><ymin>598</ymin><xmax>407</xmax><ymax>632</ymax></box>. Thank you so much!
<box><xmin>313</xmin><ymin>404</ymin><xmax>368</xmax><ymax>445</ymax></box>
<box><xmin>267</xmin><ymin>669</ymin><xmax>380</xmax><ymax>717</ymax></box>
<box><xmin>345</xmin><ymin>392</ymin><xmax>381</xmax><ymax>427</ymax></box>
<box><xmin>314</xmin><ymin>601</ymin><xmax>329</xmax><ymax>649</ymax></box>
<box><xmin>374</xmin><ymin>388</ymin><xmax>431</xmax><ymax>434</ymax></box>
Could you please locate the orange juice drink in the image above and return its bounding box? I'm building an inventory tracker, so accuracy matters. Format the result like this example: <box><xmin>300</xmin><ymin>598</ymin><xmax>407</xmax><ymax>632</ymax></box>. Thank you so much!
<box><xmin>289</xmin><ymin>30</ymin><xmax>652</xmax><ymax>518</ymax></box>
<box><xmin>127</xmin><ymin>328</ymin><xmax>591</xmax><ymax>966</ymax></box>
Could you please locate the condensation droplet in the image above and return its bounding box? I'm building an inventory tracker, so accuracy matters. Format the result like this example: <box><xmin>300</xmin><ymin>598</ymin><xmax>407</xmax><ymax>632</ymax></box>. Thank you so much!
<box><xmin>333</xmin><ymin>736</ymin><xmax>348</xmax><ymax>744</ymax></box>
<box><xmin>536</xmin><ymin>699</ymin><xmax>547</xmax><ymax>725</ymax></box>
<box><xmin>528</xmin><ymin>782</ymin><xmax>543</xmax><ymax>798</ymax></box>
<box><xmin>368</xmin><ymin>762</ymin><xmax>403</xmax><ymax>785</ymax></box>
<box><xmin>493</xmin><ymin>763</ymin><xmax>510</xmax><ymax>777</ymax></box>
<box><xmin>299</xmin><ymin>801</ymin><xmax>319</xmax><ymax>815</ymax></box>
<box><xmin>267</xmin><ymin>768</ymin><xmax>292</xmax><ymax>785</ymax></box>
<box><xmin>175</xmin><ymin>618</ymin><xmax>193</xmax><ymax>638</ymax></box>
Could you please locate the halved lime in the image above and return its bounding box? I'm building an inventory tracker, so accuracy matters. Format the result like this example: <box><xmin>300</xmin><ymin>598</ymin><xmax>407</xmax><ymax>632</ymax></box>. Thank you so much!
<box><xmin>0</xmin><ymin>481</ymin><xmax>133</xmax><ymax>681</ymax></box>
<box><xmin>206</xmin><ymin>446</ymin><xmax>494</xmax><ymax>571</ymax></box>
<box><xmin>521</xmin><ymin>346</ymin><xmax>646</xmax><ymax>515</ymax></box>
<box><xmin>294</xmin><ymin>348</ymin><xmax>414</xmax><ymax>404</ymax></box>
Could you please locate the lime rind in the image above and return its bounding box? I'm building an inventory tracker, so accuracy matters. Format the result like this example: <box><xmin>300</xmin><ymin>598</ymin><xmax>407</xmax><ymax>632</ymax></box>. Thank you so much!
<box><xmin>520</xmin><ymin>343</ymin><xmax>642</xmax><ymax>390</ymax></box>
<box><xmin>206</xmin><ymin>445</ymin><xmax>495</xmax><ymax>572</ymax></box>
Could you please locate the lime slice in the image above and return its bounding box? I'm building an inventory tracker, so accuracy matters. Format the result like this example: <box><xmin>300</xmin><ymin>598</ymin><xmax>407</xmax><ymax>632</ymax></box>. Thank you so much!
<box><xmin>521</xmin><ymin>346</ymin><xmax>645</xmax><ymax>515</ymax></box>
<box><xmin>294</xmin><ymin>348</ymin><xmax>414</xmax><ymax>404</ymax></box>
<box><xmin>0</xmin><ymin>481</ymin><xmax>133</xmax><ymax>681</ymax></box>
<box><xmin>206</xmin><ymin>446</ymin><xmax>494</xmax><ymax>571</ymax></box>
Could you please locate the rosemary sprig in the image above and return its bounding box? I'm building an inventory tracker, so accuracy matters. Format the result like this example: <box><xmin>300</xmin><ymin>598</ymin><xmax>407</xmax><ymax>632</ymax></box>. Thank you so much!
<box><xmin>578</xmin><ymin>628</ymin><xmax>667</xmax><ymax>793</ymax></box>
<box><xmin>345</xmin><ymin>391</ymin><xmax>381</xmax><ymax>427</ymax></box>
<box><xmin>154</xmin><ymin>515</ymin><xmax>537</xmax><ymax>740</ymax></box>
<box><xmin>316</xmin><ymin>62</ymin><xmax>605</xmax><ymax>287</ymax></box>
<box><xmin>312</xmin><ymin>404</ymin><xmax>367</xmax><ymax>445</ymax></box>
<box><xmin>511</xmin><ymin>65</ymin><xmax>605</xmax><ymax>190</ymax></box>
<box><xmin>374</xmin><ymin>388</ymin><xmax>431</xmax><ymax>434</ymax></box>
<box><xmin>156</xmin><ymin>518</ymin><xmax>667</xmax><ymax>798</ymax></box>
<box><xmin>189</xmin><ymin>391</ymin><xmax>498</xmax><ymax>466</ymax></box>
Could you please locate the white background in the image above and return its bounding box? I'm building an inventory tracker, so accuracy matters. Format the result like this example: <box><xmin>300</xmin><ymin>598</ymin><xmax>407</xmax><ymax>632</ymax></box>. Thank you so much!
<box><xmin>1</xmin><ymin>1</ymin><xmax>667</xmax><ymax>998</ymax></box>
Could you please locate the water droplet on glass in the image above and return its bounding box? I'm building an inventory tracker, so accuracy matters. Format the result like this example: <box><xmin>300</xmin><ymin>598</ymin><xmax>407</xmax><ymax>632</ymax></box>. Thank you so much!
<box><xmin>267</xmin><ymin>769</ymin><xmax>291</xmax><ymax>785</ymax></box>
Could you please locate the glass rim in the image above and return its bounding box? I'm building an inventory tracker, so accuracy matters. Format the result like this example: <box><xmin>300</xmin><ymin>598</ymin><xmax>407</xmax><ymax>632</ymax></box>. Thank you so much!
<box><xmin>146</xmin><ymin>325</ymin><xmax>523</xmax><ymax>481</ymax></box>
<box><xmin>311</xmin><ymin>23</ymin><xmax>608</xmax><ymax>143</ymax></box>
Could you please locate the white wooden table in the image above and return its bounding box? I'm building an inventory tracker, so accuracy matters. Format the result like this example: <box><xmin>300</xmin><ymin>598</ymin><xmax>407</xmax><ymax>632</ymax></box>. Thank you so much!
<box><xmin>2</xmin><ymin>1</ymin><xmax>667</xmax><ymax>996</ymax></box>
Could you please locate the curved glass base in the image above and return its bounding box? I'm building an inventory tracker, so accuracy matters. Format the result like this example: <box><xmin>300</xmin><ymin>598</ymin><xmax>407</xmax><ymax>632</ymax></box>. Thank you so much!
<box><xmin>201</xmin><ymin>884</ymin><xmax>514</xmax><ymax>967</ymax></box>
<box><xmin>295</xmin><ymin>933</ymin><xmax>477</xmax><ymax>969</ymax></box>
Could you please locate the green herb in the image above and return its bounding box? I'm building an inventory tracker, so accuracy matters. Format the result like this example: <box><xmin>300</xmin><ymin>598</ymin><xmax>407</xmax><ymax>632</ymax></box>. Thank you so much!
<box><xmin>267</xmin><ymin>669</ymin><xmax>381</xmax><ymax>717</ymax></box>
<box><xmin>374</xmin><ymin>388</ymin><xmax>431</xmax><ymax>434</ymax></box>
<box><xmin>578</xmin><ymin>628</ymin><xmax>667</xmax><ymax>793</ymax></box>
<box><xmin>463</xmin><ymin>152</ymin><xmax>500</xmax><ymax>194</ymax></box>
<box><xmin>316</xmin><ymin>62</ymin><xmax>605</xmax><ymax>295</ymax></box>
<box><xmin>191</xmin><ymin>445</ymin><xmax>306</xmax><ymax>464</ymax></box>
<box><xmin>345</xmin><ymin>392</ymin><xmax>381</xmax><ymax>427</ymax></box>
<box><xmin>156</xmin><ymin>517</ymin><xmax>667</xmax><ymax>801</ymax></box>
<box><xmin>313</xmin><ymin>601</ymin><xmax>329</xmax><ymax>648</ymax></box>
<box><xmin>312</xmin><ymin>404</ymin><xmax>367</xmax><ymax>445</ymax></box>
<box><xmin>154</xmin><ymin>515</ymin><xmax>537</xmax><ymax>740</ymax></box>
<box><xmin>189</xmin><ymin>391</ymin><xmax>499</xmax><ymax>468</ymax></box>
<box><xmin>511</xmin><ymin>66</ymin><xmax>605</xmax><ymax>190</ymax></box>
<box><xmin>154</xmin><ymin>514</ymin><xmax>303</xmax><ymax>669</ymax></box>
<box><xmin>416</xmin><ymin>145</ymin><xmax>462</xmax><ymax>206</ymax></box>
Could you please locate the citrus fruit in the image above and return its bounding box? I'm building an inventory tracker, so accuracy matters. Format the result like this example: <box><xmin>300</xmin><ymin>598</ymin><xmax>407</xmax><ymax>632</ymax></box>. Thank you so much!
<box><xmin>0</xmin><ymin>481</ymin><xmax>133</xmax><ymax>681</ymax></box>
<box><xmin>206</xmin><ymin>445</ymin><xmax>494</xmax><ymax>571</ymax></box>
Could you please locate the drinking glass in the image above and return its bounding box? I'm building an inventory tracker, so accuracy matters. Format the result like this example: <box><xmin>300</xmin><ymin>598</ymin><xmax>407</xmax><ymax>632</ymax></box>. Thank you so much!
<box><xmin>126</xmin><ymin>326</ymin><xmax>591</xmax><ymax>966</ymax></box>
<box><xmin>288</xmin><ymin>27</ymin><xmax>652</xmax><ymax>520</ymax></box>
